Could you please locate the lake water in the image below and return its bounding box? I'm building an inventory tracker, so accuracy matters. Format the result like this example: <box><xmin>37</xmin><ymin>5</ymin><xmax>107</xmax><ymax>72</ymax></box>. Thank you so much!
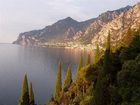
<box><xmin>0</xmin><ymin>44</ymin><xmax>92</xmax><ymax>105</ymax></box>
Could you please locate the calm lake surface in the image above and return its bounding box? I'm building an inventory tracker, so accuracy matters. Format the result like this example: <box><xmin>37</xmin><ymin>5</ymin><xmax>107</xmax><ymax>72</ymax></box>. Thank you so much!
<box><xmin>0</xmin><ymin>44</ymin><xmax>92</xmax><ymax>105</ymax></box>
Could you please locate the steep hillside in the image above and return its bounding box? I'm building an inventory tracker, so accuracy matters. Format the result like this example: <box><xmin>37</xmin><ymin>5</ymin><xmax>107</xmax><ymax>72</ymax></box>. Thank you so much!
<box><xmin>46</xmin><ymin>33</ymin><xmax>140</xmax><ymax>105</ymax></box>
<box><xmin>91</xmin><ymin>3</ymin><xmax>140</xmax><ymax>49</ymax></box>
<box><xmin>13</xmin><ymin>4</ymin><xmax>132</xmax><ymax>46</ymax></box>
<box><xmin>13</xmin><ymin>17</ymin><xmax>95</xmax><ymax>46</ymax></box>
<box><xmin>74</xmin><ymin>5</ymin><xmax>131</xmax><ymax>44</ymax></box>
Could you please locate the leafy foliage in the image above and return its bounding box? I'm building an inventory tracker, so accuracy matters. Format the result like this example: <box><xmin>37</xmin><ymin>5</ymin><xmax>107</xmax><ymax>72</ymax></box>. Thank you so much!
<box><xmin>19</xmin><ymin>32</ymin><xmax>140</xmax><ymax>105</ymax></box>
<box><xmin>118</xmin><ymin>54</ymin><xmax>140</xmax><ymax>105</ymax></box>
<box><xmin>120</xmin><ymin>35</ymin><xmax>140</xmax><ymax>63</ymax></box>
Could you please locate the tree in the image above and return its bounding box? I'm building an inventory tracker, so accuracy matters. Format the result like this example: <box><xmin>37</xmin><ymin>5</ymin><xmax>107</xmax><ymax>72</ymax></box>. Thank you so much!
<box><xmin>63</xmin><ymin>65</ymin><xmax>73</xmax><ymax>91</ymax></box>
<box><xmin>19</xmin><ymin>74</ymin><xmax>30</xmax><ymax>105</ymax></box>
<box><xmin>29</xmin><ymin>82</ymin><xmax>35</xmax><ymax>105</ymax></box>
<box><xmin>93</xmin><ymin>75</ymin><xmax>109</xmax><ymax>105</ymax></box>
<box><xmin>76</xmin><ymin>54</ymin><xmax>83</xmax><ymax>81</ymax></box>
<box><xmin>123</xmin><ymin>27</ymin><xmax>133</xmax><ymax>46</ymax></box>
<box><xmin>120</xmin><ymin>35</ymin><xmax>140</xmax><ymax>63</ymax></box>
<box><xmin>106</xmin><ymin>31</ymin><xmax>111</xmax><ymax>50</ymax></box>
<box><xmin>94</xmin><ymin>32</ymin><xmax>111</xmax><ymax>105</ymax></box>
<box><xmin>103</xmin><ymin>31</ymin><xmax>111</xmax><ymax>75</ymax></box>
<box><xmin>118</xmin><ymin>54</ymin><xmax>140</xmax><ymax>105</ymax></box>
<box><xmin>94</xmin><ymin>44</ymin><xmax>100</xmax><ymax>64</ymax></box>
<box><xmin>86</xmin><ymin>54</ymin><xmax>91</xmax><ymax>65</ymax></box>
<box><xmin>54</xmin><ymin>62</ymin><xmax>62</xmax><ymax>101</ymax></box>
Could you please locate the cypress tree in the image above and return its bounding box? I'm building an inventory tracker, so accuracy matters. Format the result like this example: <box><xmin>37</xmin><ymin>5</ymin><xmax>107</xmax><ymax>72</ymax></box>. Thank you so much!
<box><xmin>103</xmin><ymin>31</ymin><xmax>111</xmax><ymax>75</ymax></box>
<box><xmin>63</xmin><ymin>65</ymin><xmax>72</xmax><ymax>90</ymax></box>
<box><xmin>19</xmin><ymin>74</ymin><xmax>30</xmax><ymax>105</ymax></box>
<box><xmin>106</xmin><ymin>31</ymin><xmax>111</xmax><ymax>50</ymax></box>
<box><xmin>86</xmin><ymin>54</ymin><xmax>91</xmax><ymax>65</ymax></box>
<box><xmin>94</xmin><ymin>44</ymin><xmax>100</xmax><ymax>64</ymax></box>
<box><xmin>29</xmin><ymin>82</ymin><xmax>35</xmax><ymax>105</ymax></box>
<box><xmin>94</xmin><ymin>32</ymin><xmax>111</xmax><ymax>105</ymax></box>
<box><xmin>76</xmin><ymin>54</ymin><xmax>83</xmax><ymax>81</ymax></box>
<box><xmin>124</xmin><ymin>27</ymin><xmax>132</xmax><ymax>45</ymax></box>
<box><xmin>54</xmin><ymin>62</ymin><xmax>62</xmax><ymax>101</ymax></box>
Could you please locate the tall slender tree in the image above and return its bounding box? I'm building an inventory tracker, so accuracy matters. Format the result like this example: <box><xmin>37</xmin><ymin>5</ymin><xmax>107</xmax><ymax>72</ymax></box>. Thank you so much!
<box><xmin>94</xmin><ymin>44</ymin><xmax>100</xmax><ymax>64</ymax></box>
<box><xmin>54</xmin><ymin>62</ymin><xmax>62</xmax><ymax>101</ymax></box>
<box><xmin>19</xmin><ymin>74</ymin><xmax>30</xmax><ymax>105</ymax></box>
<box><xmin>103</xmin><ymin>31</ymin><xmax>111</xmax><ymax>75</ymax></box>
<box><xmin>106</xmin><ymin>31</ymin><xmax>111</xmax><ymax>50</ymax></box>
<box><xmin>76</xmin><ymin>54</ymin><xmax>83</xmax><ymax>81</ymax></box>
<box><xmin>63</xmin><ymin>65</ymin><xmax>72</xmax><ymax>90</ymax></box>
<box><xmin>86</xmin><ymin>54</ymin><xmax>91</xmax><ymax>65</ymax></box>
<box><xmin>29</xmin><ymin>82</ymin><xmax>35</xmax><ymax>105</ymax></box>
<box><xmin>94</xmin><ymin>32</ymin><xmax>111</xmax><ymax>105</ymax></box>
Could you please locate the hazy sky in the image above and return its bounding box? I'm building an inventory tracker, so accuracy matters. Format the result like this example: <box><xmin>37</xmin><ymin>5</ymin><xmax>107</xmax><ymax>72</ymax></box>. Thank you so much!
<box><xmin>0</xmin><ymin>0</ymin><xmax>139</xmax><ymax>43</ymax></box>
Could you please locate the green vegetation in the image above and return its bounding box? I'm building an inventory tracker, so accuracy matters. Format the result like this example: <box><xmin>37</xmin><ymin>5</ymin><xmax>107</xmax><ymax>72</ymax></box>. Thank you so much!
<box><xmin>19</xmin><ymin>74</ymin><xmax>36</xmax><ymax>105</ymax></box>
<box><xmin>86</xmin><ymin>54</ymin><xmax>91</xmax><ymax>65</ymax></box>
<box><xmin>47</xmin><ymin>31</ymin><xmax>140</xmax><ymax>105</ymax></box>
<box><xmin>94</xmin><ymin>44</ymin><xmax>100</xmax><ymax>64</ymax></box>
<box><xmin>29</xmin><ymin>82</ymin><xmax>35</xmax><ymax>105</ymax></box>
<box><xmin>19</xmin><ymin>74</ymin><xmax>30</xmax><ymax>105</ymax></box>
<box><xmin>63</xmin><ymin>65</ymin><xmax>73</xmax><ymax>91</ymax></box>
<box><xmin>94</xmin><ymin>32</ymin><xmax>111</xmax><ymax>105</ymax></box>
<box><xmin>18</xmin><ymin>29</ymin><xmax>140</xmax><ymax>105</ymax></box>
<box><xmin>76</xmin><ymin>54</ymin><xmax>83</xmax><ymax>81</ymax></box>
<box><xmin>53</xmin><ymin>62</ymin><xmax>62</xmax><ymax>101</ymax></box>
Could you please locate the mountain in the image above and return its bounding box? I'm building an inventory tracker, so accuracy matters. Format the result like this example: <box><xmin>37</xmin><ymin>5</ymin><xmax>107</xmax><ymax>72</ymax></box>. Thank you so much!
<box><xmin>13</xmin><ymin>3</ymin><xmax>140</xmax><ymax>49</ymax></box>
<box><xmin>91</xmin><ymin>3</ymin><xmax>140</xmax><ymax>49</ymax></box>
<box><xmin>13</xmin><ymin>17</ymin><xmax>95</xmax><ymax>46</ymax></box>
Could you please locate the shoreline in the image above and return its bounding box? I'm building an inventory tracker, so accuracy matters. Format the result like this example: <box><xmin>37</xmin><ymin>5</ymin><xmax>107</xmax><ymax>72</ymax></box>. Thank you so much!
<box><xmin>13</xmin><ymin>43</ymin><xmax>96</xmax><ymax>52</ymax></box>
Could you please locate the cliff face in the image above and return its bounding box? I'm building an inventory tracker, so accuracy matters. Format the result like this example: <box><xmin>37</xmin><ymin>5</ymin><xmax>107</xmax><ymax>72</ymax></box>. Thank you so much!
<box><xmin>91</xmin><ymin>3</ymin><xmax>140</xmax><ymax>49</ymax></box>
<box><xmin>13</xmin><ymin>3</ymin><xmax>140</xmax><ymax>48</ymax></box>
<box><xmin>73</xmin><ymin>5</ymin><xmax>132</xmax><ymax>44</ymax></box>
<box><xmin>13</xmin><ymin>17</ymin><xmax>95</xmax><ymax>46</ymax></box>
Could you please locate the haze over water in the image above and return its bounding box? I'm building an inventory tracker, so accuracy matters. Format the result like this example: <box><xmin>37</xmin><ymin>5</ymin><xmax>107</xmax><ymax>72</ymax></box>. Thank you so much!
<box><xmin>0</xmin><ymin>44</ymin><xmax>91</xmax><ymax>105</ymax></box>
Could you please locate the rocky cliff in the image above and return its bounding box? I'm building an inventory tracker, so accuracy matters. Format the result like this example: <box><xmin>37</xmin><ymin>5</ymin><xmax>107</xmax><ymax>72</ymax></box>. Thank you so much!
<box><xmin>13</xmin><ymin>3</ymin><xmax>140</xmax><ymax>49</ymax></box>
<box><xmin>91</xmin><ymin>3</ymin><xmax>140</xmax><ymax>49</ymax></box>
<box><xmin>13</xmin><ymin>17</ymin><xmax>95</xmax><ymax>46</ymax></box>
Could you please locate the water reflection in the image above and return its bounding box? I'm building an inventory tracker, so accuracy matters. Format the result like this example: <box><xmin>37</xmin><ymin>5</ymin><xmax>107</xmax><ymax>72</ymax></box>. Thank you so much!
<box><xmin>0</xmin><ymin>44</ymin><xmax>92</xmax><ymax>105</ymax></box>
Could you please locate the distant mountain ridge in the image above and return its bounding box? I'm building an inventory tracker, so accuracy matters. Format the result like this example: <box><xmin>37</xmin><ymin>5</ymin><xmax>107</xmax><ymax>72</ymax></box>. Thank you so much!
<box><xmin>13</xmin><ymin>3</ymin><xmax>140</xmax><ymax>49</ymax></box>
<box><xmin>91</xmin><ymin>3</ymin><xmax>140</xmax><ymax>49</ymax></box>
<box><xmin>13</xmin><ymin>16</ymin><xmax>96</xmax><ymax>45</ymax></box>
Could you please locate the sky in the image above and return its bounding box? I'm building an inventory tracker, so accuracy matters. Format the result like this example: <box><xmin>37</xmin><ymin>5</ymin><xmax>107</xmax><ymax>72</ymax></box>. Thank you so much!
<box><xmin>0</xmin><ymin>0</ymin><xmax>140</xmax><ymax>43</ymax></box>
